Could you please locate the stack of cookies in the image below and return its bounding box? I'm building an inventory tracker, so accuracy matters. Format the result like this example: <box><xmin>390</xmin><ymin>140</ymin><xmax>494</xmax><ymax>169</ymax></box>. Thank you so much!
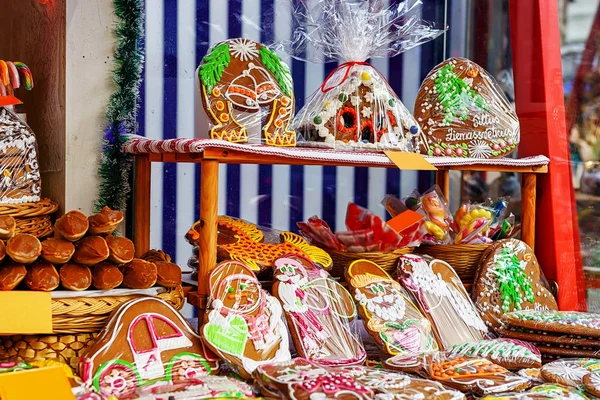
<box><xmin>499</xmin><ymin>310</ymin><xmax>600</xmax><ymax>361</ymax></box>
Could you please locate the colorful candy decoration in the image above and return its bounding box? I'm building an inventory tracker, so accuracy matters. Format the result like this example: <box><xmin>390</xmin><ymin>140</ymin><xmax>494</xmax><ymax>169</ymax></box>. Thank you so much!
<box><xmin>0</xmin><ymin>61</ymin><xmax>33</xmax><ymax>94</ymax></box>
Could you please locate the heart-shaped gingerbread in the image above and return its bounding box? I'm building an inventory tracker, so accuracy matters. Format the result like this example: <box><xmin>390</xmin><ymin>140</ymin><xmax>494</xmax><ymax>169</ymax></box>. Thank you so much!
<box><xmin>415</xmin><ymin>58</ymin><xmax>519</xmax><ymax>159</ymax></box>
<box><xmin>473</xmin><ymin>239</ymin><xmax>558</xmax><ymax>331</ymax></box>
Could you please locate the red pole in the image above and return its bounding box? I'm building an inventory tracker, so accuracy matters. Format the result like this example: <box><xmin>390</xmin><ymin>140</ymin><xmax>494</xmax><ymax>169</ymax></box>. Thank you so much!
<box><xmin>509</xmin><ymin>0</ymin><xmax>586</xmax><ymax>311</ymax></box>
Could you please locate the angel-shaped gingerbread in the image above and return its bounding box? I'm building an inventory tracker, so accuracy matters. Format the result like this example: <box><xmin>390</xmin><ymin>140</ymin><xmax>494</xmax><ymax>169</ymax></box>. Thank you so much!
<box><xmin>273</xmin><ymin>255</ymin><xmax>366</xmax><ymax>366</ymax></box>
<box><xmin>201</xmin><ymin>260</ymin><xmax>290</xmax><ymax>378</ymax></box>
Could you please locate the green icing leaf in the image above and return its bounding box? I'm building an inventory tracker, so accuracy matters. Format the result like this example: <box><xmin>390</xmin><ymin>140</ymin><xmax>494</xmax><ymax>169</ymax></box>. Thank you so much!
<box><xmin>259</xmin><ymin>46</ymin><xmax>293</xmax><ymax>97</ymax></box>
<box><xmin>494</xmin><ymin>246</ymin><xmax>535</xmax><ymax>312</ymax></box>
<box><xmin>199</xmin><ymin>43</ymin><xmax>231</xmax><ymax>90</ymax></box>
<box><xmin>434</xmin><ymin>64</ymin><xmax>488</xmax><ymax>126</ymax></box>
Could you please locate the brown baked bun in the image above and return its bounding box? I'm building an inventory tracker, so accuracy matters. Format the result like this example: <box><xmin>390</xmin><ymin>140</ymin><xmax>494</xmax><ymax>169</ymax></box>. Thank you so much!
<box><xmin>105</xmin><ymin>236</ymin><xmax>135</xmax><ymax>264</ymax></box>
<box><xmin>55</xmin><ymin>210</ymin><xmax>89</xmax><ymax>241</ymax></box>
<box><xmin>121</xmin><ymin>259</ymin><xmax>157</xmax><ymax>289</ymax></box>
<box><xmin>25</xmin><ymin>261</ymin><xmax>60</xmax><ymax>291</ymax></box>
<box><xmin>88</xmin><ymin>207</ymin><xmax>124</xmax><ymax>236</ymax></box>
<box><xmin>155</xmin><ymin>261</ymin><xmax>182</xmax><ymax>288</ymax></box>
<box><xmin>0</xmin><ymin>262</ymin><xmax>26</xmax><ymax>290</ymax></box>
<box><xmin>59</xmin><ymin>263</ymin><xmax>92</xmax><ymax>291</ymax></box>
<box><xmin>6</xmin><ymin>233</ymin><xmax>42</xmax><ymax>264</ymax></box>
<box><xmin>0</xmin><ymin>216</ymin><xmax>16</xmax><ymax>240</ymax></box>
<box><xmin>0</xmin><ymin>240</ymin><xmax>5</xmax><ymax>264</ymax></box>
<box><xmin>140</xmin><ymin>249</ymin><xmax>171</xmax><ymax>263</ymax></box>
<box><xmin>72</xmin><ymin>236</ymin><xmax>109</xmax><ymax>266</ymax></box>
<box><xmin>92</xmin><ymin>261</ymin><xmax>123</xmax><ymax>290</ymax></box>
<box><xmin>41</xmin><ymin>238</ymin><xmax>75</xmax><ymax>264</ymax></box>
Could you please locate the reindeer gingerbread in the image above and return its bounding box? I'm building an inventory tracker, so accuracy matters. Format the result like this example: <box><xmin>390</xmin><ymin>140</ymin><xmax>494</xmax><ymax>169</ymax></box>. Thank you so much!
<box><xmin>197</xmin><ymin>38</ymin><xmax>296</xmax><ymax>146</ymax></box>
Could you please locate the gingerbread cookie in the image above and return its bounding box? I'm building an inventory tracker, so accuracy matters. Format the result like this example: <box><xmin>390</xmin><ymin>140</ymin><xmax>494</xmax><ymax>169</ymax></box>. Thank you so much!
<box><xmin>534</xmin><ymin>344</ymin><xmax>600</xmax><ymax>358</ymax></box>
<box><xmin>254</xmin><ymin>358</ymin><xmax>373</xmax><ymax>400</ymax></box>
<box><xmin>499</xmin><ymin>327</ymin><xmax>600</xmax><ymax>348</ymax></box>
<box><xmin>503</xmin><ymin>311</ymin><xmax>600</xmax><ymax>337</ymax></box>
<box><xmin>385</xmin><ymin>352</ymin><xmax>531</xmax><ymax>396</ymax></box>
<box><xmin>415</xmin><ymin>57</ymin><xmax>519</xmax><ymax>159</ymax></box>
<box><xmin>541</xmin><ymin>359</ymin><xmax>600</xmax><ymax>387</ymax></box>
<box><xmin>202</xmin><ymin>260</ymin><xmax>290</xmax><ymax>378</ymax></box>
<box><xmin>481</xmin><ymin>384</ymin><xmax>591</xmax><ymax>399</ymax></box>
<box><xmin>473</xmin><ymin>239</ymin><xmax>557</xmax><ymax>330</ymax></box>
<box><xmin>518</xmin><ymin>368</ymin><xmax>545</xmax><ymax>385</ymax></box>
<box><xmin>338</xmin><ymin>366</ymin><xmax>466</xmax><ymax>399</ymax></box>
<box><xmin>346</xmin><ymin>259</ymin><xmax>438</xmax><ymax>355</ymax></box>
<box><xmin>197</xmin><ymin>38</ymin><xmax>295</xmax><ymax>146</ymax></box>
<box><xmin>133</xmin><ymin>375</ymin><xmax>257</xmax><ymax>399</ymax></box>
<box><xmin>273</xmin><ymin>256</ymin><xmax>365</xmax><ymax>366</ymax></box>
<box><xmin>449</xmin><ymin>339</ymin><xmax>541</xmax><ymax>370</ymax></box>
<box><xmin>397</xmin><ymin>254</ymin><xmax>488</xmax><ymax>349</ymax></box>
<box><xmin>186</xmin><ymin>216</ymin><xmax>332</xmax><ymax>272</ymax></box>
<box><xmin>79</xmin><ymin>297</ymin><xmax>218</xmax><ymax>398</ymax></box>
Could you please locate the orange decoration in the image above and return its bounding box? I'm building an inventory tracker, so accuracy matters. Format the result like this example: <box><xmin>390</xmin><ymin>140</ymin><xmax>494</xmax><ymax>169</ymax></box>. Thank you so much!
<box><xmin>219</xmin><ymin>113</ymin><xmax>229</xmax><ymax>122</ymax></box>
<box><xmin>467</xmin><ymin>69</ymin><xmax>479</xmax><ymax>78</ymax></box>
<box><xmin>212</xmin><ymin>87</ymin><xmax>221</xmax><ymax>97</ymax></box>
<box><xmin>186</xmin><ymin>216</ymin><xmax>332</xmax><ymax>272</ymax></box>
<box><xmin>216</xmin><ymin>101</ymin><xmax>224</xmax><ymax>111</ymax></box>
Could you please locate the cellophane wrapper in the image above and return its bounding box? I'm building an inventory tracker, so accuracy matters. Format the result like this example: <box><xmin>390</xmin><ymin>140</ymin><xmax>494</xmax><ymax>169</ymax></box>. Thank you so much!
<box><xmin>277</xmin><ymin>0</ymin><xmax>443</xmax><ymax>151</ymax></box>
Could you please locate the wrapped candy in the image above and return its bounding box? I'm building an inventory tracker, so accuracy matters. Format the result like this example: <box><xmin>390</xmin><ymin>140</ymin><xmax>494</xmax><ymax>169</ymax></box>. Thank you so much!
<box><xmin>419</xmin><ymin>186</ymin><xmax>453</xmax><ymax>244</ymax></box>
<box><xmin>277</xmin><ymin>0</ymin><xmax>443</xmax><ymax>151</ymax></box>
<box><xmin>297</xmin><ymin>216</ymin><xmax>344</xmax><ymax>251</ymax></box>
<box><xmin>336</xmin><ymin>203</ymin><xmax>402</xmax><ymax>252</ymax></box>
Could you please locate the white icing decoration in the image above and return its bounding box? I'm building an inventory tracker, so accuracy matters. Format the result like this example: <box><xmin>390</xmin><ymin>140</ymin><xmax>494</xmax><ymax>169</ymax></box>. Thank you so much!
<box><xmin>361</xmin><ymin>107</ymin><xmax>372</xmax><ymax>118</ymax></box>
<box><xmin>228</xmin><ymin>38</ymin><xmax>259</xmax><ymax>62</ymax></box>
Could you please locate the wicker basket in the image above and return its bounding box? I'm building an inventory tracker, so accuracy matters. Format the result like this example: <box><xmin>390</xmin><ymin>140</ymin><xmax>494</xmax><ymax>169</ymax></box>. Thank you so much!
<box><xmin>413</xmin><ymin>244</ymin><xmax>491</xmax><ymax>281</ymax></box>
<box><xmin>0</xmin><ymin>198</ymin><xmax>58</xmax><ymax>238</ymax></box>
<box><xmin>51</xmin><ymin>286</ymin><xmax>186</xmax><ymax>334</ymax></box>
<box><xmin>0</xmin><ymin>333</ymin><xmax>96</xmax><ymax>370</ymax></box>
<box><xmin>326</xmin><ymin>247</ymin><xmax>413</xmax><ymax>280</ymax></box>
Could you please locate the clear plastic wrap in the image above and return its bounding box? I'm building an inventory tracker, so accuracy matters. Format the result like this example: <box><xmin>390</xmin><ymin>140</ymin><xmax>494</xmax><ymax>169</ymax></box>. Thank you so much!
<box><xmin>278</xmin><ymin>0</ymin><xmax>443</xmax><ymax>151</ymax></box>
<box><xmin>201</xmin><ymin>260</ymin><xmax>291</xmax><ymax>379</ymax></box>
<box><xmin>481</xmin><ymin>384</ymin><xmax>591</xmax><ymax>400</ymax></box>
<box><xmin>78</xmin><ymin>297</ymin><xmax>219</xmax><ymax>399</ymax></box>
<box><xmin>416</xmin><ymin>58</ymin><xmax>520</xmax><ymax>159</ymax></box>
<box><xmin>186</xmin><ymin>215</ymin><xmax>332</xmax><ymax>274</ymax></box>
<box><xmin>384</xmin><ymin>351</ymin><xmax>531</xmax><ymax>396</ymax></box>
<box><xmin>472</xmin><ymin>239</ymin><xmax>558</xmax><ymax>332</ymax></box>
<box><xmin>195</xmin><ymin>39</ymin><xmax>296</xmax><ymax>146</ymax></box>
<box><xmin>254</xmin><ymin>358</ymin><xmax>466</xmax><ymax>400</ymax></box>
<box><xmin>0</xmin><ymin>107</ymin><xmax>42</xmax><ymax>204</ymax></box>
<box><xmin>448</xmin><ymin>338</ymin><xmax>542</xmax><ymax>370</ymax></box>
<box><xmin>540</xmin><ymin>359</ymin><xmax>600</xmax><ymax>388</ymax></box>
<box><xmin>272</xmin><ymin>255</ymin><xmax>366</xmax><ymax>366</ymax></box>
<box><xmin>345</xmin><ymin>259</ymin><xmax>438</xmax><ymax>355</ymax></box>
<box><xmin>397</xmin><ymin>254</ymin><xmax>488</xmax><ymax>349</ymax></box>
<box><xmin>133</xmin><ymin>376</ymin><xmax>259</xmax><ymax>399</ymax></box>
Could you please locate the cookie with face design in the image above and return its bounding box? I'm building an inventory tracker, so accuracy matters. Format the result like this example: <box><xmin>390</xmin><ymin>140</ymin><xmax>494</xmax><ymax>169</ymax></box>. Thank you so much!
<box><xmin>345</xmin><ymin>259</ymin><xmax>438</xmax><ymax>356</ymax></box>
<box><xmin>201</xmin><ymin>260</ymin><xmax>291</xmax><ymax>378</ymax></box>
<box><xmin>272</xmin><ymin>255</ymin><xmax>366</xmax><ymax>366</ymax></box>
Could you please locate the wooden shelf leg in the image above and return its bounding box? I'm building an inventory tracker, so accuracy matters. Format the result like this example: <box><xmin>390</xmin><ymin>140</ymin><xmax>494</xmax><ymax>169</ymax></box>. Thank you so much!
<box><xmin>436</xmin><ymin>169</ymin><xmax>450</xmax><ymax>200</ymax></box>
<box><xmin>197</xmin><ymin>159</ymin><xmax>219</xmax><ymax>321</ymax></box>
<box><xmin>133</xmin><ymin>155</ymin><xmax>151</xmax><ymax>257</ymax></box>
<box><xmin>521</xmin><ymin>173</ymin><xmax>536</xmax><ymax>251</ymax></box>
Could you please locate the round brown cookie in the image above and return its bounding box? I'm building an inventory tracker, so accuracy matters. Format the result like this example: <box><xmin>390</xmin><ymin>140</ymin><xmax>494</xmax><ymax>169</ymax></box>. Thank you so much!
<box><xmin>499</xmin><ymin>327</ymin><xmax>600</xmax><ymax>348</ymax></box>
<box><xmin>583</xmin><ymin>372</ymin><xmax>600</xmax><ymax>398</ymax></box>
<box><xmin>473</xmin><ymin>239</ymin><xmax>557</xmax><ymax>331</ymax></box>
<box><xmin>503</xmin><ymin>310</ymin><xmax>600</xmax><ymax>338</ymax></box>
<box><xmin>541</xmin><ymin>359</ymin><xmax>600</xmax><ymax>387</ymax></box>
<box><xmin>415</xmin><ymin>58</ymin><xmax>519</xmax><ymax>159</ymax></box>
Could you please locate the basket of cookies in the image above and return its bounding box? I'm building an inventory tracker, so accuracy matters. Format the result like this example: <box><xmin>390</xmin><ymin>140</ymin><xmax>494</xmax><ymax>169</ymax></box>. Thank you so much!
<box><xmin>0</xmin><ymin>207</ymin><xmax>185</xmax><ymax>368</ymax></box>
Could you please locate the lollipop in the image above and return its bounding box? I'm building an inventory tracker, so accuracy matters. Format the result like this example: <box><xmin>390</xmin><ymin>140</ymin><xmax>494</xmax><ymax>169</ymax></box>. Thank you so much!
<box><xmin>14</xmin><ymin>62</ymin><xmax>33</xmax><ymax>90</ymax></box>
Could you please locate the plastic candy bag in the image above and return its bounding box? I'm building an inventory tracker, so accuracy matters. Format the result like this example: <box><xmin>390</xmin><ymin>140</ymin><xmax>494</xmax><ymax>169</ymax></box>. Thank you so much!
<box><xmin>277</xmin><ymin>0</ymin><xmax>443</xmax><ymax>151</ymax></box>
<box><xmin>419</xmin><ymin>186</ymin><xmax>453</xmax><ymax>244</ymax></box>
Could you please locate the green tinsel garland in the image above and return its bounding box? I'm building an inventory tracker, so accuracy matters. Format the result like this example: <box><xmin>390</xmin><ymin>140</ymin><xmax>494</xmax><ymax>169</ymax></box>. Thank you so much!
<box><xmin>94</xmin><ymin>0</ymin><xmax>144</xmax><ymax>212</ymax></box>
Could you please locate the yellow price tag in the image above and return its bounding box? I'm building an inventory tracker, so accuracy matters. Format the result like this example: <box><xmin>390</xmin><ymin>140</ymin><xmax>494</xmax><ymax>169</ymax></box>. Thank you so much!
<box><xmin>0</xmin><ymin>291</ymin><xmax>52</xmax><ymax>334</ymax></box>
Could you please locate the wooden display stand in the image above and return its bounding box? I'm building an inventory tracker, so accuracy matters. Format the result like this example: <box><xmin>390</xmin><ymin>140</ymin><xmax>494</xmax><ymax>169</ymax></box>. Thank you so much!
<box><xmin>127</xmin><ymin>139</ymin><xmax>548</xmax><ymax>318</ymax></box>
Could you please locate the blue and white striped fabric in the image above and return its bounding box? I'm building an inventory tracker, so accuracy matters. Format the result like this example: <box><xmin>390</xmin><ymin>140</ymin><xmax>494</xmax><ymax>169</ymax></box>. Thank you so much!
<box><xmin>138</xmin><ymin>0</ymin><xmax>467</xmax><ymax>266</ymax></box>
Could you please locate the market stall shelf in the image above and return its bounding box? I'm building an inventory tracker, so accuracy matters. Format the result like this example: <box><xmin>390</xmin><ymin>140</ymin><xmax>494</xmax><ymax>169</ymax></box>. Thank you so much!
<box><xmin>123</xmin><ymin>136</ymin><xmax>549</xmax><ymax>318</ymax></box>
